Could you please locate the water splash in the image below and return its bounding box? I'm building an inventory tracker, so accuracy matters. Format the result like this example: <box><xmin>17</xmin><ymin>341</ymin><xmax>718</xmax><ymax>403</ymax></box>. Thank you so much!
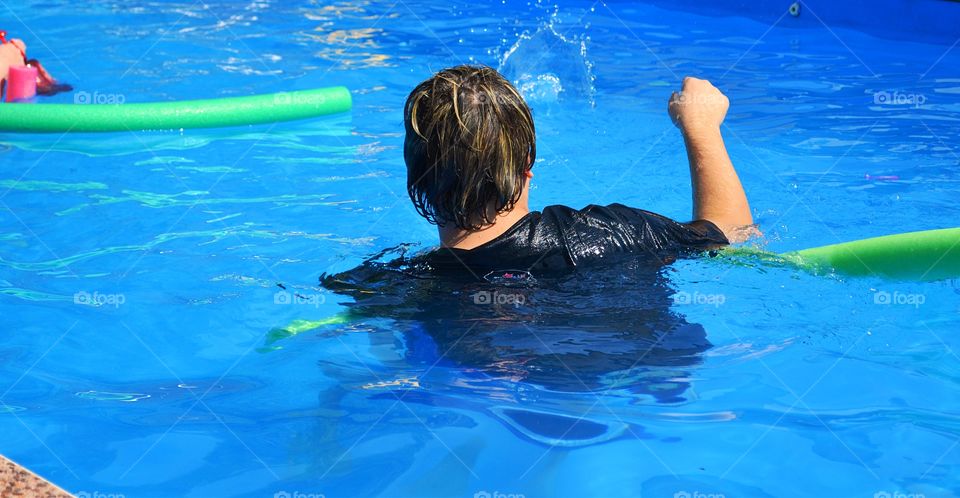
<box><xmin>498</xmin><ymin>11</ymin><xmax>596</xmax><ymax>107</ymax></box>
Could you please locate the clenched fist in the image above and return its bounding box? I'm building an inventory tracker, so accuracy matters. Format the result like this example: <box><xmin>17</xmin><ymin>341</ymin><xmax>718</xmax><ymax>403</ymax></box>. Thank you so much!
<box><xmin>668</xmin><ymin>77</ymin><xmax>729</xmax><ymax>133</ymax></box>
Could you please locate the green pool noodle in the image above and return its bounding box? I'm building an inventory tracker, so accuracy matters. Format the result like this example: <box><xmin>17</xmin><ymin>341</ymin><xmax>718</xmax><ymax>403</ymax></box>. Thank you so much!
<box><xmin>259</xmin><ymin>313</ymin><xmax>353</xmax><ymax>352</ymax></box>
<box><xmin>728</xmin><ymin>227</ymin><xmax>960</xmax><ymax>281</ymax></box>
<box><xmin>0</xmin><ymin>87</ymin><xmax>352</xmax><ymax>133</ymax></box>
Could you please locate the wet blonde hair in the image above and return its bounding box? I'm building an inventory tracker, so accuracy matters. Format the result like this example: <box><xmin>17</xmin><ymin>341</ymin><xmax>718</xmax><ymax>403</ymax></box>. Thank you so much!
<box><xmin>404</xmin><ymin>65</ymin><xmax>536</xmax><ymax>231</ymax></box>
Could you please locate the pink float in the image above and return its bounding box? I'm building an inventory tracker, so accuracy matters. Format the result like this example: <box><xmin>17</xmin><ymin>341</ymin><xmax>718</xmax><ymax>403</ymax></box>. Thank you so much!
<box><xmin>5</xmin><ymin>65</ymin><xmax>38</xmax><ymax>102</ymax></box>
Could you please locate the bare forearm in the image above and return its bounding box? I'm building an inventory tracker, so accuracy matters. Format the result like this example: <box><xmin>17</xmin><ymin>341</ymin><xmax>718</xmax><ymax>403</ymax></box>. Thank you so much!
<box><xmin>682</xmin><ymin>125</ymin><xmax>753</xmax><ymax>236</ymax></box>
<box><xmin>668</xmin><ymin>77</ymin><xmax>757</xmax><ymax>242</ymax></box>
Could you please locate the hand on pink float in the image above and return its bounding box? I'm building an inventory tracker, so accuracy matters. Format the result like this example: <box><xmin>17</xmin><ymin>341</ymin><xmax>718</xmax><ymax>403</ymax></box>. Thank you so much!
<box><xmin>1</xmin><ymin>38</ymin><xmax>28</xmax><ymax>82</ymax></box>
<box><xmin>0</xmin><ymin>36</ymin><xmax>71</xmax><ymax>95</ymax></box>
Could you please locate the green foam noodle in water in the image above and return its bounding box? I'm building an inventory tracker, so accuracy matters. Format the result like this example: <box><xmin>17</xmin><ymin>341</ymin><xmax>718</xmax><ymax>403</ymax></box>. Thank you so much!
<box><xmin>729</xmin><ymin>227</ymin><xmax>960</xmax><ymax>282</ymax></box>
<box><xmin>0</xmin><ymin>87</ymin><xmax>352</xmax><ymax>133</ymax></box>
<box><xmin>259</xmin><ymin>313</ymin><xmax>353</xmax><ymax>352</ymax></box>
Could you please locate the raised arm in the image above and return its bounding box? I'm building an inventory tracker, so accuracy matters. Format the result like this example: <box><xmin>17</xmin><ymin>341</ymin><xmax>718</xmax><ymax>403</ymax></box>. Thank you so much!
<box><xmin>668</xmin><ymin>77</ymin><xmax>756</xmax><ymax>243</ymax></box>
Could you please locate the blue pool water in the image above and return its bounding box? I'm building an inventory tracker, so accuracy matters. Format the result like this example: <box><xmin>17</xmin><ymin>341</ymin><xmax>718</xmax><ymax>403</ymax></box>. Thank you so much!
<box><xmin>2</xmin><ymin>1</ymin><xmax>960</xmax><ymax>497</ymax></box>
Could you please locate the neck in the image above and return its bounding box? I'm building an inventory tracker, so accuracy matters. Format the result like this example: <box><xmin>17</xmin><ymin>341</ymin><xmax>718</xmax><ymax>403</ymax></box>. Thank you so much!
<box><xmin>438</xmin><ymin>204</ymin><xmax>530</xmax><ymax>250</ymax></box>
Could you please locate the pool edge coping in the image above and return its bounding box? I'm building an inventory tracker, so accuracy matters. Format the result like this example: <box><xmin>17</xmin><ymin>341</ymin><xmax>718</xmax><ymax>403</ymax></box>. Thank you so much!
<box><xmin>1</xmin><ymin>454</ymin><xmax>73</xmax><ymax>498</ymax></box>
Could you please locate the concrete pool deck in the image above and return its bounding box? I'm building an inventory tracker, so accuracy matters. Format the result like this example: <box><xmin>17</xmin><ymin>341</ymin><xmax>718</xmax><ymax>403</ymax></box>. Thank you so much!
<box><xmin>0</xmin><ymin>455</ymin><xmax>72</xmax><ymax>497</ymax></box>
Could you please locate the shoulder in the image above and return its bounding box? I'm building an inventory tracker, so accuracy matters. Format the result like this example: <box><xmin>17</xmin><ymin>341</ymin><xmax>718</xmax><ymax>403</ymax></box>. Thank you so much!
<box><xmin>542</xmin><ymin>203</ymin><xmax>664</xmax><ymax>225</ymax></box>
<box><xmin>544</xmin><ymin>203</ymin><xmax>728</xmax><ymax>248</ymax></box>
<box><xmin>541</xmin><ymin>203</ymin><xmax>627</xmax><ymax>218</ymax></box>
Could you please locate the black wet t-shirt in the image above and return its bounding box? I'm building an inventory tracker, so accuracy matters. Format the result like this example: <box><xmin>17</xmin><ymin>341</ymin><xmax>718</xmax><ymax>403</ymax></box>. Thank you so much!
<box><xmin>319</xmin><ymin>203</ymin><xmax>727</xmax><ymax>398</ymax></box>
<box><xmin>425</xmin><ymin>203</ymin><xmax>728</xmax><ymax>275</ymax></box>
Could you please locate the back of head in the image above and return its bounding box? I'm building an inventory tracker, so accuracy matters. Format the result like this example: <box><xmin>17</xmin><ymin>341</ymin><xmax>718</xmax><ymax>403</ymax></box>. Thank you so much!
<box><xmin>404</xmin><ymin>65</ymin><xmax>536</xmax><ymax>230</ymax></box>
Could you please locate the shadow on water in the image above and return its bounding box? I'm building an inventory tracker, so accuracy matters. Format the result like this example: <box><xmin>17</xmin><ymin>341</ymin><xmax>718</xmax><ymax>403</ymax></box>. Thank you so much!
<box><xmin>320</xmin><ymin>244</ymin><xmax>711</xmax><ymax>404</ymax></box>
<box><xmin>276</xmin><ymin>243</ymin><xmax>717</xmax><ymax>489</ymax></box>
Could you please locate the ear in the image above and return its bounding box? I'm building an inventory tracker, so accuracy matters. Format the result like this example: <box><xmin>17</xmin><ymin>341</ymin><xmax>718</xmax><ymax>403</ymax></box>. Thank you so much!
<box><xmin>524</xmin><ymin>169</ymin><xmax>534</xmax><ymax>179</ymax></box>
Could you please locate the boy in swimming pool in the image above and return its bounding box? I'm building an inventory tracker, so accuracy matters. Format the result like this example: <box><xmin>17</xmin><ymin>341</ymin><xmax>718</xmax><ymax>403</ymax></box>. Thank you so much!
<box><xmin>402</xmin><ymin>65</ymin><xmax>755</xmax><ymax>273</ymax></box>
<box><xmin>315</xmin><ymin>66</ymin><xmax>745</xmax><ymax>427</ymax></box>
